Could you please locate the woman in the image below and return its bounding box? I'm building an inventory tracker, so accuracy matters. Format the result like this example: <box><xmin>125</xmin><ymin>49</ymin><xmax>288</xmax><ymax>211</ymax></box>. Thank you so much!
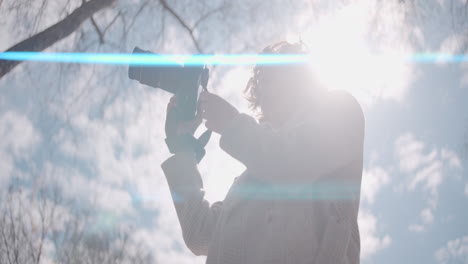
<box><xmin>161</xmin><ymin>41</ymin><xmax>365</xmax><ymax>264</ymax></box>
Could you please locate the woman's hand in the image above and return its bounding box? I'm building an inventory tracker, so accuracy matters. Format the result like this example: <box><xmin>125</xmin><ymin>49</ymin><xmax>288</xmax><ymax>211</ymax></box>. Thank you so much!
<box><xmin>165</xmin><ymin>95</ymin><xmax>202</xmax><ymax>138</ymax></box>
<box><xmin>199</xmin><ymin>91</ymin><xmax>239</xmax><ymax>134</ymax></box>
<box><xmin>165</xmin><ymin>95</ymin><xmax>207</xmax><ymax>162</ymax></box>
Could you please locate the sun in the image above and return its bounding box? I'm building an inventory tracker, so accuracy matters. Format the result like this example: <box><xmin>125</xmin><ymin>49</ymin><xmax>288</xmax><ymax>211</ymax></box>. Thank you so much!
<box><xmin>298</xmin><ymin>1</ymin><xmax>413</xmax><ymax>107</ymax></box>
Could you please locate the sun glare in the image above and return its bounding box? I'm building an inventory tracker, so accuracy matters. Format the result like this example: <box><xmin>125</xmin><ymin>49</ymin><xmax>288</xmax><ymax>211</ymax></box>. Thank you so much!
<box><xmin>301</xmin><ymin>2</ymin><xmax>412</xmax><ymax>106</ymax></box>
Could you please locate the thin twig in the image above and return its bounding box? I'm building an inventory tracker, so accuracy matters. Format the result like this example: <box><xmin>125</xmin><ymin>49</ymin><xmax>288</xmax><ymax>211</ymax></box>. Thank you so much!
<box><xmin>159</xmin><ymin>0</ymin><xmax>204</xmax><ymax>53</ymax></box>
<box><xmin>91</xmin><ymin>16</ymin><xmax>105</xmax><ymax>44</ymax></box>
<box><xmin>127</xmin><ymin>0</ymin><xmax>150</xmax><ymax>31</ymax></box>
<box><xmin>193</xmin><ymin>6</ymin><xmax>224</xmax><ymax>30</ymax></box>
<box><xmin>103</xmin><ymin>10</ymin><xmax>122</xmax><ymax>34</ymax></box>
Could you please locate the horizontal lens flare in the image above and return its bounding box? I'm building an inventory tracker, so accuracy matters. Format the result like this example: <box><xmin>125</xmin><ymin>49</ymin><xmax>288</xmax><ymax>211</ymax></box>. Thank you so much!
<box><xmin>411</xmin><ymin>53</ymin><xmax>468</xmax><ymax>63</ymax></box>
<box><xmin>228</xmin><ymin>182</ymin><xmax>360</xmax><ymax>201</ymax></box>
<box><xmin>133</xmin><ymin>182</ymin><xmax>361</xmax><ymax>203</ymax></box>
<box><xmin>0</xmin><ymin>52</ymin><xmax>466</xmax><ymax>65</ymax></box>
<box><xmin>0</xmin><ymin>52</ymin><xmax>307</xmax><ymax>66</ymax></box>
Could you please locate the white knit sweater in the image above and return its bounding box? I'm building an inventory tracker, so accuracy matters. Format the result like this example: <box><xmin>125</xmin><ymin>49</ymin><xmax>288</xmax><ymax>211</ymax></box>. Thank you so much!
<box><xmin>161</xmin><ymin>90</ymin><xmax>364</xmax><ymax>264</ymax></box>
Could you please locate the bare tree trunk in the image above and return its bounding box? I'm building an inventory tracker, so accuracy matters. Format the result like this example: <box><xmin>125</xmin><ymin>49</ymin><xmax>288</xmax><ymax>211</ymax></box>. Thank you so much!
<box><xmin>0</xmin><ymin>0</ymin><xmax>116</xmax><ymax>79</ymax></box>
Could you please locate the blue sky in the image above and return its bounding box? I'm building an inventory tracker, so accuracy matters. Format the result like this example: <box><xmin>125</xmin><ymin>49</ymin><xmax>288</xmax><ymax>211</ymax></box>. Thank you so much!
<box><xmin>361</xmin><ymin>60</ymin><xmax>468</xmax><ymax>263</ymax></box>
<box><xmin>0</xmin><ymin>0</ymin><xmax>467</xmax><ymax>263</ymax></box>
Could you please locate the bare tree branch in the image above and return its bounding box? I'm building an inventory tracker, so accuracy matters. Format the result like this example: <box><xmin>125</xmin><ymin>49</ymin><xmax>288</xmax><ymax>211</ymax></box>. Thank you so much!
<box><xmin>0</xmin><ymin>0</ymin><xmax>116</xmax><ymax>79</ymax></box>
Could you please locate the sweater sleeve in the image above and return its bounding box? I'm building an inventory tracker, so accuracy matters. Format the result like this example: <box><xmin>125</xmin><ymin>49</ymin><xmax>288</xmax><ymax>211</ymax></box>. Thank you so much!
<box><xmin>161</xmin><ymin>152</ymin><xmax>223</xmax><ymax>256</ymax></box>
<box><xmin>219</xmin><ymin>91</ymin><xmax>364</xmax><ymax>183</ymax></box>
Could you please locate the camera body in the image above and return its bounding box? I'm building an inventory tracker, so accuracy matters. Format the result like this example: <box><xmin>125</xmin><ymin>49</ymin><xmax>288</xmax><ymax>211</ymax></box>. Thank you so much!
<box><xmin>128</xmin><ymin>47</ymin><xmax>207</xmax><ymax>121</ymax></box>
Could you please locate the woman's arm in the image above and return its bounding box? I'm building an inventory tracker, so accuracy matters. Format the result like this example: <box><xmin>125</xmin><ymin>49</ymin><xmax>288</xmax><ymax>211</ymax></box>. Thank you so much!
<box><xmin>161</xmin><ymin>152</ymin><xmax>223</xmax><ymax>256</ymax></box>
<box><xmin>219</xmin><ymin>91</ymin><xmax>365</xmax><ymax>183</ymax></box>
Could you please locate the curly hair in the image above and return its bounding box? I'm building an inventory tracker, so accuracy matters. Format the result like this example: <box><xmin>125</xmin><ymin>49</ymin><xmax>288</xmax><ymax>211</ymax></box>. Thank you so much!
<box><xmin>244</xmin><ymin>41</ymin><xmax>313</xmax><ymax>121</ymax></box>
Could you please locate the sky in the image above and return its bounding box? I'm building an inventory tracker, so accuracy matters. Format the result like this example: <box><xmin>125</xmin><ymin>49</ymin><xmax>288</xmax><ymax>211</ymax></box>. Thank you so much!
<box><xmin>0</xmin><ymin>0</ymin><xmax>467</xmax><ymax>263</ymax></box>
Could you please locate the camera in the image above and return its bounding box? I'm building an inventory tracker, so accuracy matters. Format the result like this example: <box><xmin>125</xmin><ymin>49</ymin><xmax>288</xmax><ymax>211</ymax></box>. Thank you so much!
<box><xmin>128</xmin><ymin>47</ymin><xmax>209</xmax><ymax>121</ymax></box>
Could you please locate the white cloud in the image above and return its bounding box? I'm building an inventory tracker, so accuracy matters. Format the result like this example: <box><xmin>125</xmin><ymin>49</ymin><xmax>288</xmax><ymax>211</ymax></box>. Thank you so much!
<box><xmin>358</xmin><ymin>209</ymin><xmax>392</xmax><ymax>259</ymax></box>
<box><xmin>394</xmin><ymin>133</ymin><xmax>435</xmax><ymax>173</ymax></box>
<box><xmin>361</xmin><ymin>167</ymin><xmax>390</xmax><ymax>205</ymax></box>
<box><xmin>94</xmin><ymin>182</ymin><xmax>133</xmax><ymax>214</ymax></box>
<box><xmin>409</xmin><ymin>160</ymin><xmax>443</xmax><ymax>195</ymax></box>
<box><xmin>47</xmin><ymin>163</ymin><xmax>133</xmax><ymax>215</ymax></box>
<box><xmin>409</xmin><ymin>207</ymin><xmax>435</xmax><ymax>232</ymax></box>
<box><xmin>40</xmin><ymin>239</ymin><xmax>58</xmax><ymax>264</ymax></box>
<box><xmin>55</xmin><ymin>88</ymin><xmax>171</xmax><ymax>207</ymax></box>
<box><xmin>395</xmin><ymin>133</ymin><xmax>462</xmax><ymax>195</ymax></box>
<box><xmin>408</xmin><ymin>224</ymin><xmax>425</xmax><ymax>233</ymax></box>
<box><xmin>435</xmin><ymin>236</ymin><xmax>468</xmax><ymax>264</ymax></box>
<box><xmin>0</xmin><ymin>110</ymin><xmax>41</xmax><ymax>157</ymax></box>
<box><xmin>421</xmin><ymin>208</ymin><xmax>434</xmax><ymax>225</ymax></box>
<box><xmin>441</xmin><ymin>148</ymin><xmax>462</xmax><ymax>169</ymax></box>
<box><xmin>0</xmin><ymin>111</ymin><xmax>41</xmax><ymax>192</ymax></box>
<box><xmin>394</xmin><ymin>133</ymin><xmax>462</xmax><ymax>232</ymax></box>
<box><xmin>439</xmin><ymin>33</ymin><xmax>466</xmax><ymax>56</ymax></box>
<box><xmin>358</xmin><ymin>166</ymin><xmax>392</xmax><ymax>259</ymax></box>
<box><xmin>464</xmin><ymin>183</ymin><xmax>468</xmax><ymax>197</ymax></box>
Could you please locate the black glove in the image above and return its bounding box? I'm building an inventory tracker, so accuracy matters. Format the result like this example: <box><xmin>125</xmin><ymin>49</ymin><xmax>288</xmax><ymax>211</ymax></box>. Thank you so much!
<box><xmin>165</xmin><ymin>96</ymin><xmax>209</xmax><ymax>163</ymax></box>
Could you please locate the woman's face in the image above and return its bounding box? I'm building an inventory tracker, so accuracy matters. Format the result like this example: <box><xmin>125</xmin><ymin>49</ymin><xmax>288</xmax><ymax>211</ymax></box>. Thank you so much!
<box><xmin>257</xmin><ymin>68</ymin><xmax>296</xmax><ymax>126</ymax></box>
<box><xmin>256</xmin><ymin>65</ymin><xmax>315</xmax><ymax>126</ymax></box>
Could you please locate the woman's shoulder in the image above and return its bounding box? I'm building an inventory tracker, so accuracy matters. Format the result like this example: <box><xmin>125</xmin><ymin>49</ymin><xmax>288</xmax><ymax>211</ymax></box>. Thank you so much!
<box><xmin>321</xmin><ymin>90</ymin><xmax>365</xmax><ymax>126</ymax></box>
<box><xmin>328</xmin><ymin>90</ymin><xmax>362</xmax><ymax>111</ymax></box>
